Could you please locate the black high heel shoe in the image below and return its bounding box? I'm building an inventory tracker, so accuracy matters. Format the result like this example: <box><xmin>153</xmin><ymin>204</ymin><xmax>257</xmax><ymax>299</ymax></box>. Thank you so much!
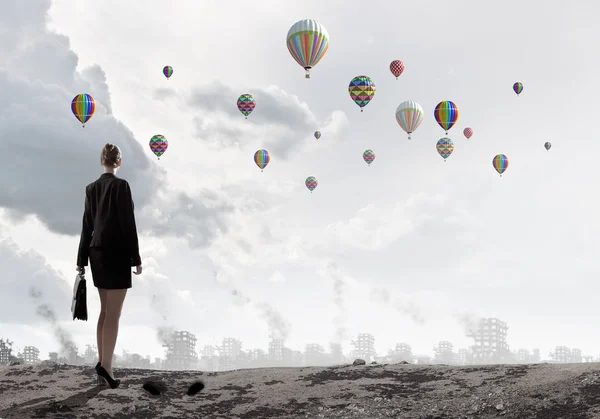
<box><xmin>97</xmin><ymin>366</ymin><xmax>121</xmax><ymax>389</ymax></box>
<box><xmin>94</xmin><ymin>362</ymin><xmax>106</xmax><ymax>386</ymax></box>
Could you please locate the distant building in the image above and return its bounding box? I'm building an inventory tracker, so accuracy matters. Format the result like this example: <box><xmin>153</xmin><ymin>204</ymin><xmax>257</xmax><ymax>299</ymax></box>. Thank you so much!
<box><xmin>163</xmin><ymin>331</ymin><xmax>198</xmax><ymax>370</ymax></box>
<box><xmin>468</xmin><ymin>318</ymin><xmax>511</xmax><ymax>364</ymax></box>
<box><xmin>0</xmin><ymin>339</ymin><xmax>13</xmax><ymax>364</ymax></box>
<box><xmin>433</xmin><ymin>341</ymin><xmax>455</xmax><ymax>364</ymax></box>
<box><xmin>350</xmin><ymin>333</ymin><xmax>376</xmax><ymax>363</ymax></box>
<box><xmin>22</xmin><ymin>346</ymin><xmax>40</xmax><ymax>364</ymax></box>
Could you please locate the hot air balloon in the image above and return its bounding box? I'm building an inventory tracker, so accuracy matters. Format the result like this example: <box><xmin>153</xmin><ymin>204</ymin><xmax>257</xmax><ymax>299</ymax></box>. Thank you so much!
<box><xmin>348</xmin><ymin>76</ymin><xmax>376</xmax><ymax>112</ymax></box>
<box><xmin>544</xmin><ymin>142</ymin><xmax>551</xmax><ymax>151</ymax></box>
<box><xmin>389</xmin><ymin>60</ymin><xmax>404</xmax><ymax>79</ymax></box>
<box><xmin>71</xmin><ymin>94</ymin><xmax>96</xmax><ymax>127</ymax></box>
<box><xmin>513</xmin><ymin>82</ymin><xmax>523</xmax><ymax>96</ymax></box>
<box><xmin>286</xmin><ymin>19</ymin><xmax>329</xmax><ymax>79</ymax></box>
<box><xmin>395</xmin><ymin>100</ymin><xmax>424</xmax><ymax>139</ymax></box>
<box><xmin>434</xmin><ymin>101</ymin><xmax>459</xmax><ymax>135</ymax></box>
<box><xmin>163</xmin><ymin>66</ymin><xmax>173</xmax><ymax>80</ymax></box>
<box><xmin>149</xmin><ymin>135</ymin><xmax>168</xmax><ymax>160</ymax></box>
<box><xmin>254</xmin><ymin>149</ymin><xmax>270</xmax><ymax>172</ymax></box>
<box><xmin>492</xmin><ymin>154</ymin><xmax>509</xmax><ymax>176</ymax></box>
<box><xmin>363</xmin><ymin>150</ymin><xmax>375</xmax><ymax>166</ymax></box>
<box><xmin>237</xmin><ymin>94</ymin><xmax>256</xmax><ymax>119</ymax></box>
<box><xmin>314</xmin><ymin>131</ymin><xmax>321</xmax><ymax>140</ymax></box>
<box><xmin>305</xmin><ymin>176</ymin><xmax>318</xmax><ymax>192</ymax></box>
<box><xmin>463</xmin><ymin>127</ymin><xmax>473</xmax><ymax>139</ymax></box>
<box><xmin>436</xmin><ymin>138</ymin><xmax>454</xmax><ymax>161</ymax></box>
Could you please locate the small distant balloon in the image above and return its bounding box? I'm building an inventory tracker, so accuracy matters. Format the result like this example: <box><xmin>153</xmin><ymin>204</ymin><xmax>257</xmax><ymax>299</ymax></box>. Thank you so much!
<box><xmin>544</xmin><ymin>142</ymin><xmax>551</xmax><ymax>151</ymax></box>
<box><xmin>314</xmin><ymin>131</ymin><xmax>321</xmax><ymax>140</ymax></box>
<box><xmin>254</xmin><ymin>149</ymin><xmax>270</xmax><ymax>172</ymax></box>
<box><xmin>492</xmin><ymin>154</ymin><xmax>509</xmax><ymax>176</ymax></box>
<box><xmin>163</xmin><ymin>66</ymin><xmax>173</xmax><ymax>80</ymax></box>
<box><xmin>363</xmin><ymin>150</ymin><xmax>375</xmax><ymax>166</ymax></box>
<box><xmin>463</xmin><ymin>127</ymin><xmax>473</xmax><ymax>139</ymax></box>
<box><xmin>71</xmin><ymin>93</ymin><xmax>96</xmax><ymax>127</ymax></box>
<box><xmin>513</xmin><ymin>82</ymin><xmax>523</xmax><ymax>96</ymax></box>
<box><xmin>436</xmin><ymin>138</ymin><xmax>454</xmax><ymax>161</ymax></box>
<box><xmin>434</xmin><ymin>101</ymin><xmax>459</xmax><ymax>135</ymax></box>
<box><xmin>395</xmin><ymin>100</ymin><xmax>424</xmax><ymax>140</ymax></box>
<box><xmin>305</xmin><ymin>176</ymin><xmax>318</xmax><ymax>192</ymax></box>
<box><xmin>389</xmin><ymin>60</ymin><xmax>404</xmax><ymax>79</ymax></box>
<box><xmin>237</xmin><ymin>94</ymin><xmax>256</xmax><ymax>119</ymax></box>
<box><xmin>149</xmin><ymin>135</ymin><xmax>168</xmax><ymax>160</ymax></box>
<box><xmin>348</xmin><ymin>75</ymin><xmax>376</xmax><ymax>112</ymax></box>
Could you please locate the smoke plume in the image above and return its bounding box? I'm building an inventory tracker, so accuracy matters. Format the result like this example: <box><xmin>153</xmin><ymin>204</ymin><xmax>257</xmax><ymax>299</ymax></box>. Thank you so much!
<box><xmin>369</xmin><ymin>287</ymin><xmax>428</xmax><ymax>325</ymax></box>
<box><xmin>321</xmin><ymin>261</ymin><xmax>349</xmax><ymax>343</ymax></box>
<box><xmin>29</xmin><ymin>287</ymin><xmax>77</xmax><ymax>356</ymax></box>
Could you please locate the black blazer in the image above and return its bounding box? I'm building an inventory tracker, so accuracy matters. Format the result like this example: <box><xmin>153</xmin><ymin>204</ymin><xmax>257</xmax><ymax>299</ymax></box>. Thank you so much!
<box><xmin>76</xmin><ymin>173</ymin><xmax>142</xmax><ymax>267</ymax></box>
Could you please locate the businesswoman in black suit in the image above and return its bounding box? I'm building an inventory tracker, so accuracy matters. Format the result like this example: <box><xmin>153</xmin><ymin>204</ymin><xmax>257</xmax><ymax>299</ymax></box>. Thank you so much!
<box><xmin>76</xmin><ymin>143</ymin><xmax>142</xmax><ymax>389</ymax></box>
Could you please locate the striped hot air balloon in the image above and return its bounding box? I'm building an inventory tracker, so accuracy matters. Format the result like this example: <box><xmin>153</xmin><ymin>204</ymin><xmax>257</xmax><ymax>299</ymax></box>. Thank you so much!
<box><xmin>463</xmin><ymin>127</ymin><xmax>473</xmax><ymax>139</ymax></box>
<box><xmin>434</xmin><ymin>101</ymin><xmax>459</xmax><ymax>135</ymax></box>
<box><xmin>314</xmin><ymin>131</ymin><xmax>321</xmax><ymax>140</ymax></box>
<box><xmin>513</xmin><ymin>82</ymin><xmax>523</xmax><ymax>96</ymax></box>
<box><xmin>389</xmin><ymin>60</ymin><xmax>404</xmax><ymax>79</ymax></box>
<box><xmin>254</xmin><ymin>149</ymin><xmax>270</xmax><ymax>172</ymax></box>
<box><xmin>71</xmin><ymin>93</ymin><xmax>96</xmax><ymax>127</ymax></box>
<box><xmin>492</xmin><ymin>154</ymin><xmax>509</xmax><ymax>176</ymax></box>
<box><xmin>286</xmin><ymin>19</ymin><xmax>329</xmax><ymax>79</ymax></box>
<box><xmin>395</xmin><ymin>100</ymin><xmax>424</xmax><ymax>140</ymax></box>
<box><xmin>544</xmin><ymin>142</ymin><xmax>551</xmax><ymax>151</ymax></box>
<box><xmin>163</xmin><ymin>66</ymin><xmax>173</xmax><ymax>79</ymax></box>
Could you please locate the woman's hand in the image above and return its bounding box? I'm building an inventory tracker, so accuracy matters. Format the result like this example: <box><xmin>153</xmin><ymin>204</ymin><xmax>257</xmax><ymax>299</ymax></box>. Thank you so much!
<box><xmin>133</xmin><ymin>265</ymin><xmax>143</xmax><ymax>275</ymax></box>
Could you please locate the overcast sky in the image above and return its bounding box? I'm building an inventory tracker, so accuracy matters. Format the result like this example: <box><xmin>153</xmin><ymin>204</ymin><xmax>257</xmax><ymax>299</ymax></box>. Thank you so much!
<box><xmin>1</xmin><ymin>0</ymin><xmax>599</xmax><ymax>361</ymax></box>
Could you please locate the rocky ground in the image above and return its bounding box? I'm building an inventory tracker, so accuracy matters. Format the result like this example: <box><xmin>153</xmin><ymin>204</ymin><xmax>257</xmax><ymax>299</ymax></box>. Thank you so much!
<box><xmin>1</xmin><ymin>360</ymin><xmax>600</xmax><ymax>418</ymax></box>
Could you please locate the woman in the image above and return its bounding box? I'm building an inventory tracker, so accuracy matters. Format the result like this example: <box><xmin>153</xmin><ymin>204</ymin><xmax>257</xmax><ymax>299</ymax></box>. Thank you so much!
<box><xmin>76</xmin><ymin>143</ymin><xmax>142</xmax><ymax>389</ymax></box>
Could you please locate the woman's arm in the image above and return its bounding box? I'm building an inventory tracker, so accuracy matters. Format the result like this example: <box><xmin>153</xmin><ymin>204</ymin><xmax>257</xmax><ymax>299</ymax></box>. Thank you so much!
<box><xmin>118</xmin><ymin>180</ymin><xmax>142</xmax><ymax>266</ymax></box>
<box><xmin>76</xmin><ymin>190</ymin><xmax>93</xmax><ymax>267</ymax></box>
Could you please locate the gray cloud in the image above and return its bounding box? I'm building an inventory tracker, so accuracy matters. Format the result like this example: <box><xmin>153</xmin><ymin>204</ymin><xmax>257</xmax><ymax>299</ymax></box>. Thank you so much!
<box><xmin>0</xmin><ymin>238</ymin><xmax>72</xmax><ymax>325</ymax></box>
<box><xmin>0</xmin><ymin>0</ymin><xmax>232</xmax><ymax>251</ymax></box>
<box><xmin>183</xmin><ymin>81</ymin><xmax>346</xmax><ymax>159</ymax></box>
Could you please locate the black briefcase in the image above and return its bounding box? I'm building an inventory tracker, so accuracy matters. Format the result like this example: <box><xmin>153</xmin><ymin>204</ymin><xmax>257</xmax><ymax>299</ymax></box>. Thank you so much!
<box><xmin>71</xmin><ymin>267</ymin><xmax>88</xmax><ymax>321</ymax></box>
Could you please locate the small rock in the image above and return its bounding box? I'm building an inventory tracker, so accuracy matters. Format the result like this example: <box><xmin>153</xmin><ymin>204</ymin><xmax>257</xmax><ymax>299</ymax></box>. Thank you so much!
<box><xmin>370</xmin><ymin>361</ymin><xmax>378</xmax><ymax>364</ymax></box>
<box><xmin>495</xmin><ymin>403</ymin><xmax>504</xmax><ymax>411</ymax></box>
<box><xmin>353</xmin><ymin>359</ymin><xmax>366</xmax><ymax>366</ymax></box>
<box><xmin>398</xmin><ymin>360</ymin><xmax>410</xmax><ymax>364</ymax></box>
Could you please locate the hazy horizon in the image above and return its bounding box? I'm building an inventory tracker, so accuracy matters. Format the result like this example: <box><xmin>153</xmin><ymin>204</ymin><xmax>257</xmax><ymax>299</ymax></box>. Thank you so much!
<box><xmin>1</xmin><ymin>0</ymin><xmax>599</xmax><ymax>363</ymax></box>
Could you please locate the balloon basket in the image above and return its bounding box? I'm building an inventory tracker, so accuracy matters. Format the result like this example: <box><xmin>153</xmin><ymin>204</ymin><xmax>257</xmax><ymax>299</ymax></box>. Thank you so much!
<box><xmin>395</xmin><ymin>77</ymin><xmax>398</xmax><ymax>80</ymax></box>
<box><xmin>360</xmin><ymin>109</ymin><xmax>363</xmax><ymax>112</ymax></box>
<box><xmin>245</xmin><ymin>116</ymin><xmax>248</xmax><ymax>120</ymax></box>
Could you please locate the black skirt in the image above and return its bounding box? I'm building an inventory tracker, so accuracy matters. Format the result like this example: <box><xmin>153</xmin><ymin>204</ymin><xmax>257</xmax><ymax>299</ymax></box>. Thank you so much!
<box><xmin>89</xmin><ymin>247</ymin><xmax>132</xmax><ymax>289</ymax></box>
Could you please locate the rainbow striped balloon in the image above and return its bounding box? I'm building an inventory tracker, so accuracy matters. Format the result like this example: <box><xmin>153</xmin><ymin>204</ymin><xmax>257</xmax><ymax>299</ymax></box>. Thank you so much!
<box><xmin>286</xmin><ymin>19</ymin><xmax>329</xmax><ymax>79</ymax></box>
<box><xmin>71</xmin><ymin>93</ymin><xmax>96</xmax><ymax>127</ymax></box>
<box><xmin>254</xmin><ymin>149</ymin><xmax>270</xmax><ymax>172</ymax></box>
<box><xmin>395</xmin><ymin>100</ymin><xmax>424</xmax><ymax>139</ymax></box>
<box><xmin>363</xmin><ymin>150</ymin><xmax>375</xmax><ymax>166</ymax></box>
<box><xmin>434</xmin><ymin>101</ymin><xmax>459</xmax><ymax>134</ymax></box>
<box><xmin>492</xmin><ymin>154</ymin><xmax>509</xmax><ymax>176</ymax></box>
<box><xmin>436</xmin><ymin>138</ymin><xmax>454</xmax><ymax>161</ymax></box>
<box><xmin>513</xmin><ymin>82</ymin><xmax>523</xmax><ymax>96</ymax></box>
<box><xmin>305</xmin><ymin>176</ymin><xmax>318</xmax><ymax>192</ymax></box>
<box><xmin>348</xmin><ymin>75</ymin><xmax>376</xmax><ymax>112</ymax></box>
<box><xmin>163</xmin><ymin>66</ymin><xmax>173</xmax><ymax>79</ymax></box>
<box><xmin>149</xmin><ymin>135</ymin><xmax>168</xmax><ymax>160</ymax></box>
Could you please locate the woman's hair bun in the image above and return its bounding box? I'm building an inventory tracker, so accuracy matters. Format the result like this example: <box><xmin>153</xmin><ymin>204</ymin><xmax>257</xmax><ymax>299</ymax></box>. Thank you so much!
<box><xmin>100</xmin><ymin>143</ymin><xmax>122</xmax><ymax>168</ymax></box>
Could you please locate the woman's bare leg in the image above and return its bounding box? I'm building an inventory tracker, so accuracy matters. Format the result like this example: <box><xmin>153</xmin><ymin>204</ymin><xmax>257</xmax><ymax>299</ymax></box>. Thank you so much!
<box><xmin>101</xmin><ymin>289</ymin><xmax>128</xmax><ymax>378</ymax></box>
<box><xmin>97</xmin><ymin>289</ymin><xmax>107</xmax><ymax>364</ymax></box>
